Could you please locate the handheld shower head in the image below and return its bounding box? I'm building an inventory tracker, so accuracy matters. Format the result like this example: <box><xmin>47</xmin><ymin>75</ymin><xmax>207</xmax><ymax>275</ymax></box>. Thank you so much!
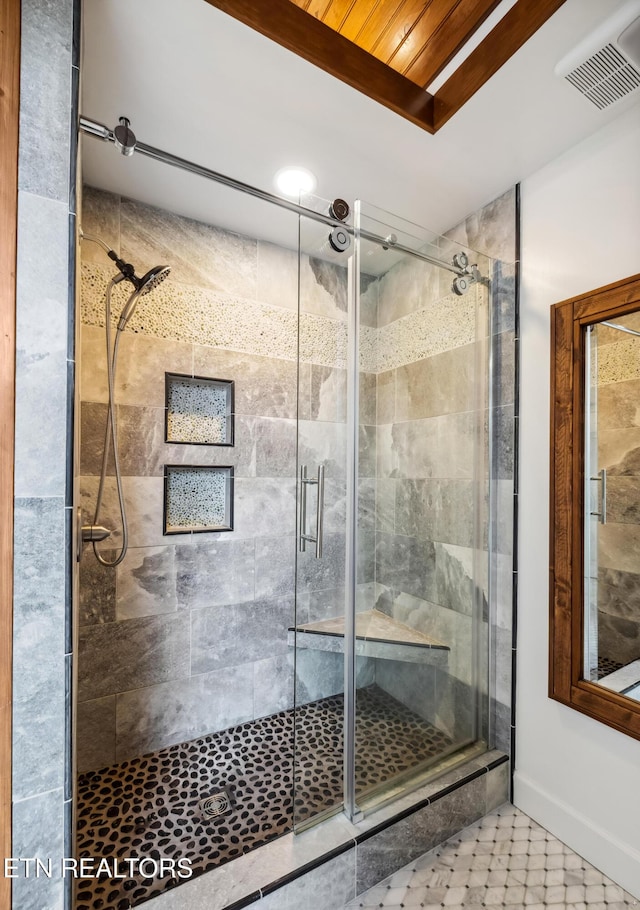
<box><xmin>137</xmin><ymin>264</ymin><xmax>171</xmax><ymax>296</ymax></box>
<box><xmin>117</xmin><ymin>265</ymin><xmax>171</xmax><ymax>329</ymax></box>
<box><xmin>108</xmin><ymin>256</ymin><xmax>170</xmax><ymax>298</ymax></box>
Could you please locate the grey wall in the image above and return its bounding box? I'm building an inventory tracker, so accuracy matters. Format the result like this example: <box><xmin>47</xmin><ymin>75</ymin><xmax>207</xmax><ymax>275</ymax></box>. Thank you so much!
<box><xmin>12</xmin><ymin>1</ymin><xmax>78</xmax><ymax>908</ymax></box>
<box><xmin>369</xmin><ymin>260</ymin><xmax>488</xmax><ymax>741</ymax></box>
<box><xmin>77</xmin><ymin>187</ymin><xmax>353</xmax><ymax>770</ymax></box>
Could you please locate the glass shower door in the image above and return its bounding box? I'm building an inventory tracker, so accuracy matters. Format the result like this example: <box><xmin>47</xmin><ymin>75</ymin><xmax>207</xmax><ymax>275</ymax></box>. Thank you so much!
<box><xmin>292</xmin><ymin>208</ymin><xmax>351</xmax><ymax>829</ymax></box>
<box><xmin>290</xmin><ymin>198</ymin><xmax>492</xmax><ymax>826</ymax></box>
<box><xmin>349</xmin><ymin>202</ymin><xmax>490</xmax><ymax>813</ymax></box>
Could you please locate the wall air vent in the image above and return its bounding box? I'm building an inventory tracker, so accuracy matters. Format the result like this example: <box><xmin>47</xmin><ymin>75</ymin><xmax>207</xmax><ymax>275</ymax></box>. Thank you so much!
<box><xmin>555</xmin><ymin>0</ymin><xmax>640</xmax><ymax>110</ymax></box>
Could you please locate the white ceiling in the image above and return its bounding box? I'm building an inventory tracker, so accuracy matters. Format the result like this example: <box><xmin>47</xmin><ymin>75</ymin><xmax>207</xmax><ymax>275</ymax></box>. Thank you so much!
<box><xmin>80</xmin><ymin>0</ymin><xmax>638</xmax><ymax>250</ymax></box>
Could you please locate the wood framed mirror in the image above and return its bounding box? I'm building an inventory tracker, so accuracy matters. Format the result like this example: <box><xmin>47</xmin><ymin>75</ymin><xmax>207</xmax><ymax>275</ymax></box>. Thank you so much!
<box><xmin>550</xmin><ymin>272</ymin><xmax>640</xmax><ymax>739</ymax></box>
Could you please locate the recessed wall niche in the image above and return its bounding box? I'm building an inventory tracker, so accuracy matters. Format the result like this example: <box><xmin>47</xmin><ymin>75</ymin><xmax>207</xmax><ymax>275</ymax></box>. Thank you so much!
<box><xmin>165</xmin><ymin>372</ymin><xmax>234</xmax><ymax>445</ymax></box>
<box><xmin>164</xmin><ymin>465</ymin><xmax>234</xmax><ymax>534</ymax></box>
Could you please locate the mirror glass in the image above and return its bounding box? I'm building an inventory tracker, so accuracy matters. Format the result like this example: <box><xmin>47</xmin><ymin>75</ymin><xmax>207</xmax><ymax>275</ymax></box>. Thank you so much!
<box><xmin>549</xmin><ymin>273</ymin><xmax>640</xmax><ymax>738</ymax></box>
<box><xmin>583</xmin><ymin>309</ymin><xmax>640</xmax><ymax>698</ymax></box>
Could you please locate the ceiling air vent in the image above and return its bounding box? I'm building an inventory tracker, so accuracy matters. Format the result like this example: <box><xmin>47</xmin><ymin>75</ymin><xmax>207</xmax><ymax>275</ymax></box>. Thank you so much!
<box><xmin>565</xmin><ymin>43</ymin><xmax>640</xmax><ymax>109</ymax></box>
<box><xmin>556</xmin><ymin>0</ymin><xmax>640</xmax><ymax>110</ymax></box>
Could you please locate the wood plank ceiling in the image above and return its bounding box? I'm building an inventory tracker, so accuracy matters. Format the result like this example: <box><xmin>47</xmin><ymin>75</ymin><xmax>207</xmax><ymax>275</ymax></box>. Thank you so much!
<box><xmin>287</xmin><ymin>0</ymin><xmax>502</xmax><ymax>90</ymax></box>
<box><xmin>205</xmin><ymin>0</ymin><xmax>569</xmax><ymax>133</ymax></box>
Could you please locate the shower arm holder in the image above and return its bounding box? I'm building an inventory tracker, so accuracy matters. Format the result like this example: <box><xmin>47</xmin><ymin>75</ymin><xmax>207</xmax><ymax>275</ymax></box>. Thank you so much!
<box><xmin>81</xmin><ymin>524</ymin><xmax>112</xmax><ymax>543</ymax></box>
<box><xmin>79</xmin><ymin>229</ymin><xmax>151</xmax><ymax>292</ymax></box>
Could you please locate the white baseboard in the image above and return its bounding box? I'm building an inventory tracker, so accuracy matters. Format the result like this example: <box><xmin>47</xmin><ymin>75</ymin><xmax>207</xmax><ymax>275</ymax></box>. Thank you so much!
<box><xmin>513</xmin><ymin>770</ymin><xmax>640</xmax><ymax>901</ymax></box>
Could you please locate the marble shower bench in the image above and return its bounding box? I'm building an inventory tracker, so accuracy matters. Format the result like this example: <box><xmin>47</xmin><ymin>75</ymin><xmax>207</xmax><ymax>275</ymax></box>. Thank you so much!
<box><xmin>288</xmin><ymin>609</ymin><xmax>450</xmax><ymax>665</ymax></box>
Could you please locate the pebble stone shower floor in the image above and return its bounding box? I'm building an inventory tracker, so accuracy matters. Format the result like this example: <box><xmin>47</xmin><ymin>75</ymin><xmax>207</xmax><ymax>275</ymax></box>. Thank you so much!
<box><xmin>343</xmin><ymin>804</ymin><xmax>639</xmax><ymax>910</ymax></box>
<box><xmin>75</xmin><ymin>685</ymin><xmax>453</xmax><ymax>910</ymax></box>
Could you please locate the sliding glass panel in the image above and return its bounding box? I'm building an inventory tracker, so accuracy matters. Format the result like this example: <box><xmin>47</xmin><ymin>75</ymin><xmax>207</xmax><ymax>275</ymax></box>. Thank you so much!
<box><xmin>75</xmin><ymin>172</ymin><xmax>308</xmax><ymax>902</ymax></box>
<box><xmin>351</xmin><ymin>202</ymin><xmax>491</xmax><ymax>812</ymax></box>
<box><xmin>292</xmin><ymin>205</ymin><xmax>351</xmax><ymax>829</ymax></box>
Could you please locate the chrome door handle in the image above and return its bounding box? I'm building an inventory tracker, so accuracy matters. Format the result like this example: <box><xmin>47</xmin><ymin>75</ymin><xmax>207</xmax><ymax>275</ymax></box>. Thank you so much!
<box><xmin>299</xmin><ymin>465</ymin><xmax>309</xmax><ymax>553</ymax></box>
<box><xmin>299</xmin><ymin>464</ymin><xmax>325</xmax><ymax>558</ymax></box>
<box><xmin>590</xmin><ymin>468</ymin><xmax>607</xmax><ymax>524</ymax></box>
<box><xmin>315</xmin><ymin>464</ymin><xmax>325</xmax><ymax>559</ymax></box>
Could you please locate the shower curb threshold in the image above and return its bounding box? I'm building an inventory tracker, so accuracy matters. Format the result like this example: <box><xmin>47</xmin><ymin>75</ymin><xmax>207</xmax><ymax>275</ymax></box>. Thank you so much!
<box><xmin>142</xmin><ymin>748</ymin><xmax>508</xmax><ymax>910</ymax></box>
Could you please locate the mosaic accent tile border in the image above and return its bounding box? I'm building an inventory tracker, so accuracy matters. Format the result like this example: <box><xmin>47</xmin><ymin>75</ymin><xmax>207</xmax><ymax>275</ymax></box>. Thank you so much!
<box><xmin>81</xmin><ymin>263</ymin><xmax>347</xmax><ymax>369</ymax></box>
<box><xmin>375</xmin><ymin>287</ymin><xmax>478</xmax><ymax>373</ymax></box>
<box><xmin>81</xmin><ymin>262</ymin><xmax>481</xmax><ymax>375</ymax></box>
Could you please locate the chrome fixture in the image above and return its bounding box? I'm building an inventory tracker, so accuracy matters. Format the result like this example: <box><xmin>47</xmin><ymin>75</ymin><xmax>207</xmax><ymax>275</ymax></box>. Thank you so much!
<box><xmin>590</xmin><ymin>468</ymin><xmax>607</xmax><ymax>524</ymax></box>
<box><xmin>329</xmin><ymin>198</ymin><xmax>350</xmax><ymax>222</ymax></box>
<box><xmin>198</xmin><ymin>787</ymin><xmax>235</xmax><ymax>820</ymax></box>
<box><xmin>452</xmin><ymin>274</ymin><xmax>471</xmax><ymax>296</ymax></box>
<box><xmin>328</xmin><ymin>225</ymin><xmax>350</xmax><ymax>253</ymax></box>
<box><xmin>81</xmin><ymin>525</ymin><xmax>111</xmax><ymax>543</ymax></box>
<box><xmin>80</xmin><ymin>230</ymin><xmax>170</xmax><ymax>329</ymax></box>
<box><xmin>79</xmin><ymin>230</ymin><xmax>171</xmax><ymax>567</ymax></box>
<box><xmin>451</xmin><ymin>252</ymin><xmax>482</xmax><ymax>295</ymax></box>
<box><xmin>299</xmin><ymin>465</ymin><xmax>325</xmax><ymax>559</ymax></box>
<box><xmin>113</xmin><ymin>116</ymin><xmax>136</xmax><ymax>156</ymax></box>
<box><xmin>116</xmin><ymin>264</ymin><xmax>171</xmax><ymax>329</ymax></box>
<box><xmin>78</xmin><ymin>115</ymin><xmax>484</xmax><ymax>280</ymax></box>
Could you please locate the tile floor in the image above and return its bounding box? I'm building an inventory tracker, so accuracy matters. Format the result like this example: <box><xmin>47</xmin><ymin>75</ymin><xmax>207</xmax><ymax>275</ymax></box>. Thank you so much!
<box><xmin>344</xmin><ymin>804</ymin><xmax>638</xmax><ymax>909</ymax></box>
<box><xmin>76</xmin><ymin>686</ymin><xmax>452</xmax><ymax>909</ymax></box>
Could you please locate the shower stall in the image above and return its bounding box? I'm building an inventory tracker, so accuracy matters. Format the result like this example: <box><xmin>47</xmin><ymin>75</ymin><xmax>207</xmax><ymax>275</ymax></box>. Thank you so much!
<box><xmin>74</xmin><ymin>127</ymin><xmax>508</xmax><ymax>909</ymax></box>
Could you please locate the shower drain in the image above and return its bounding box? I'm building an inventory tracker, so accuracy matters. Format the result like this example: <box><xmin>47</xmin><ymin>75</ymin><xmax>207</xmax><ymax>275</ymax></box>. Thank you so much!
<box><xmin>198</xmin><ymin>787</ymin><xmax>234</xmax><ymax>820</ymax></box>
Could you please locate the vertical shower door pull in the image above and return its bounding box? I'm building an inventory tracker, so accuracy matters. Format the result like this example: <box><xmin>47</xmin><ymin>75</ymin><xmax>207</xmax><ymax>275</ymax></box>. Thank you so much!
<box><xmin>299</xmin><ymin>464</ymin><xmax>325</xmax><ymax>558</ymax></box>
<box><xmin>590</xmin><ymin>468</ymin><xmax>607</xmax><ymax>524</ymax></box>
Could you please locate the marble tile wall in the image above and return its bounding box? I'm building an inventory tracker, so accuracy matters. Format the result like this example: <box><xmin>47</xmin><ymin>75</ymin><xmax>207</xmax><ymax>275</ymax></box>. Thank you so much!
<box><xmin>595</xmin><ymin>328</ymin><xmax>640</xmax><ymax>666</ymax></box>
<box><xmin>77</xmin><ymin>187</ymin><xmax>350</xmax><ymax>769</ymax></box>
<box><xmin>441</xmin><ymin>189</ymin><xmax>518</xmax><ymax>757</ymax></box>
<box><xmin>365</xmin><ymin>279</ymin><xmax>487</xmax><ymax>743</ymax></box>
<box><xmin>362</xmin><ymin>188</ymin><xmax>517</xmax><ymax>755</ymax></box>
<box><xmin>12</xmin><ymin>1</ymin><xmax>79</xmax><ymax>907</ymax></box>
